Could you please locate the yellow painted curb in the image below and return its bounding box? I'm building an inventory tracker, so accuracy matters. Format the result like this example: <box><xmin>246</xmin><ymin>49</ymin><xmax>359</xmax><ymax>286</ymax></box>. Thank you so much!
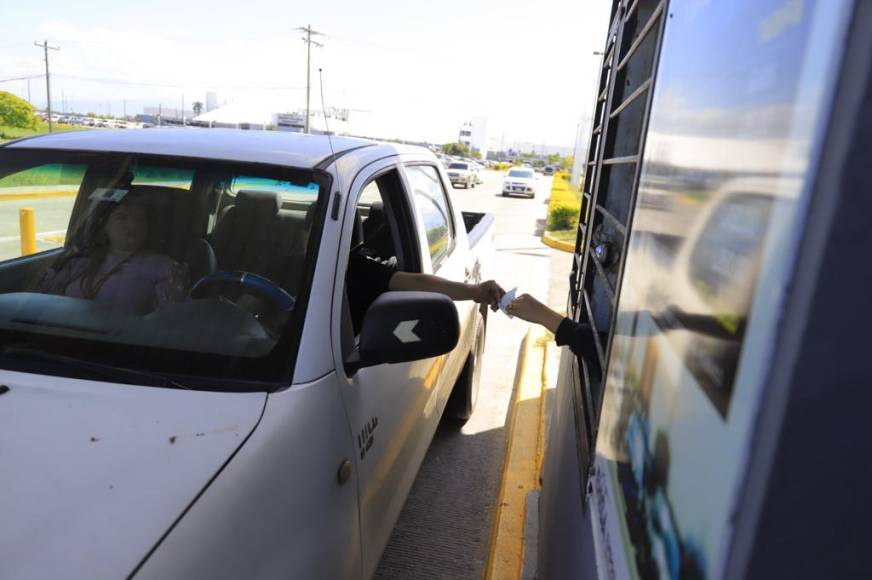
<box><xmin>542</xmin><ymin>231</ymin><xmax>575</xmax><ymax>253</ymax></box>
<box><xmin>485</xmin><ymin>326</ymin><xmax>548</xmax><ymax>580</ymax></box>
<box><xmin>0</xmin><ymin>191</ymin><xmax>77</xmax><ymax>203</ymax></box>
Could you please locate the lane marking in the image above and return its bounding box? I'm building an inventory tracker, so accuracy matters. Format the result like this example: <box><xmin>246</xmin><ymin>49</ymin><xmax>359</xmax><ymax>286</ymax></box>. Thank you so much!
<box><xmin>0</xmin><ymin>229</ymin><xmax>66</xmax><ymax>244</ymax></box>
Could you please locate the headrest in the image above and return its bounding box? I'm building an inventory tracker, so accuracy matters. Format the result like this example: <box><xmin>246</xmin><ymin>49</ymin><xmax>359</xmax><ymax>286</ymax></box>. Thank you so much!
<box><xmin>236</xmin><ymin>190</ymin><xmax>281</xmax><ymax>221</ymax></box>
<box><xmin>368</xmin><ymin>201</ymin><xmax>384</xmax><ymax>223</ymax></box>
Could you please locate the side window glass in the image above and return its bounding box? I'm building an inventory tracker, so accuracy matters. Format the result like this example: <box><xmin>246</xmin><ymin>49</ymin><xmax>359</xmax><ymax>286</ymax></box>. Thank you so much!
<box><xmin>0</xmin><ymin>163</ymin><xmax>85</xmax><ymax>261</ymax></box>
<box><xmin>405</xmin><ymin>165</ymin><xmax>454</xmax><ymax>271</ymax></box>
<box><xmin>358</xmin><ymin>181</ymin><xmax>382</xmax><ymax>206</ymax></box>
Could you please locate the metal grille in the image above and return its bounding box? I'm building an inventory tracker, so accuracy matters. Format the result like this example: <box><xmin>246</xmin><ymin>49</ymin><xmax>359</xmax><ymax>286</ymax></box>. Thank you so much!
<box><xmin>568</xmin><ymin>0</ymin><xmax>668</xmax><ymax>467</ymax></box>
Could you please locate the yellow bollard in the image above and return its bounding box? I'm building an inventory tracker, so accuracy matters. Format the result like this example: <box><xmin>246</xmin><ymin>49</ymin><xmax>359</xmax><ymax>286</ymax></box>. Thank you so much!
<box><xmin>19</xmin><ymin>207</ymin><xmax>37</xmax><ymax>256</ymax></box>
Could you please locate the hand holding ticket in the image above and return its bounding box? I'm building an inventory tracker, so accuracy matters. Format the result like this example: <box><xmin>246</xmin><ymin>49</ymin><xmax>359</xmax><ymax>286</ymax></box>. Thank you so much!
<box><xmin>499</xmin><ymin>287</ymin><xmax>517</xmax><ymax>317</ymax></box>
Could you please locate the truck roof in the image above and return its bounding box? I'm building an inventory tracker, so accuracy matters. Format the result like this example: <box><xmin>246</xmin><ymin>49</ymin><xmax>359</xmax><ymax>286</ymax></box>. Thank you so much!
<box><xmin>2</xmin><ymin>128</ymin><xmax>426</xmax><ymax>169</ymax></box>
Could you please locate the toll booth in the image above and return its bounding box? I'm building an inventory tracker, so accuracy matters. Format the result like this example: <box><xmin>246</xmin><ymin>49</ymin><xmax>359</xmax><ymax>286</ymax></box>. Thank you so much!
<box><xmin>539</xmin><ymin>0</ymin><xmax>872</xmax><ymax>578</ymax></box>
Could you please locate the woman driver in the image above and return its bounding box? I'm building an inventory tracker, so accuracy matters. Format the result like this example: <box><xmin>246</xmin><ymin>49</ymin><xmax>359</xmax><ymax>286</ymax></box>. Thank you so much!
<box><xmin>37</xmin><ymin>191</ymin><xmax>188</xmax><ymax>315</ymax></box>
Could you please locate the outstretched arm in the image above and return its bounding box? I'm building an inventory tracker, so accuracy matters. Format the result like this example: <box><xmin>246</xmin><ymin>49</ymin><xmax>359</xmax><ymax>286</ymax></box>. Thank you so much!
<box><xmin>389</xmin><ymin>271</ymin><xmax>505</xmax><ymax>311</ymax></box>
<box><xmin>505</xmin><ymin>293</ymin><xmax>565</xmax><ymax>333</ymax></box>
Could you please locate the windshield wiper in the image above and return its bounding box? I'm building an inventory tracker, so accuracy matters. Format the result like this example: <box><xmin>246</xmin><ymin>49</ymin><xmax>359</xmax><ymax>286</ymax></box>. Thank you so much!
<box><xmin>0</xmin><ymin>346</ymin><xmax>192</xmax><ymax>390</ymax></box>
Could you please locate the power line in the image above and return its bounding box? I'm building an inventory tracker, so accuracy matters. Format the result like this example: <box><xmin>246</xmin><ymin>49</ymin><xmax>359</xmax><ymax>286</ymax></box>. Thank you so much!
<box><xmin>53</xmin><ymin>73</ymin><xmax>307</xmax><ymax>91</ymax></box>
<box><xmin>297</xmin><ymin>25</ymin><xmax>324</xmax><ymax>134</ymax></box>
<box><xmin>0</xmin><ymin>74</ymin><xmax>43</xmax><ymax>84</ymax></box>
<box><xmin>1</xmin><ymin>72</ymin><xmax>306</xmax><ymax>91</ymax></box>
<box><xmin>34</xmin><ymin>40</ymin><xmax>59</xmax><ymax>132</ymax></box>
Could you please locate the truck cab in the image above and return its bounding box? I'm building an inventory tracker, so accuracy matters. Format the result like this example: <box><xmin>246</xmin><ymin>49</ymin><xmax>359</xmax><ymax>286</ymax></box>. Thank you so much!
<box><xmin>0</xmin><ymin>129</ymin><xmax>495</xmax><ymax>579</ymax></box>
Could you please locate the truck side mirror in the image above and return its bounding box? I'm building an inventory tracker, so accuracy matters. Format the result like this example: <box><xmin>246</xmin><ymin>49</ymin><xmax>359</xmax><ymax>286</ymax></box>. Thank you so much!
<box><xmin>349</xmin><ymin>291</ymin><xmax>459</xmax><ymax>372</ymax></box>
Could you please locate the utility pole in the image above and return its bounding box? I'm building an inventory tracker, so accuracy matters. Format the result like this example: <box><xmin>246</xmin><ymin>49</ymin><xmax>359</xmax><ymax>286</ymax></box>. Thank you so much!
<box><xmin>27</xmin><ymin>79</ymin><xmax>31</xmax><ymax>104</ymax></box>
<box><xmin>34</xmin><ymin>40</ymin><xmax>59</xmax><ymax>131</ymax></box>
<box><xmin>181</xmin><ymin>94</ymin><xmax>185</xmax><ymax>126</ymax></box>
<box><xmin>297</xmin><ymin>25</ymin><xmax>323</xmax><ymax>134</ymax></box>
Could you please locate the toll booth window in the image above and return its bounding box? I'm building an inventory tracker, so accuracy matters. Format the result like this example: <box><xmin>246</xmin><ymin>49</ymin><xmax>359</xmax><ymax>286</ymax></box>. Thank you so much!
<box><xmin>0</xmin><ymin>163</ymin><xmax>85</xmax><ymax>261</ymax></box>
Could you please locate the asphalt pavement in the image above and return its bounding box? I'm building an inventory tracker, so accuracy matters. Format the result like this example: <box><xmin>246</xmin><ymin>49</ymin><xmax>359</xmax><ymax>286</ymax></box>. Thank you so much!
<box><xmin>374</xmin><ymin>170</ymin><xmax>571</xmax><ymax>579</ymax></box>
<box><xmin>0</xmin><ymin>195</ymin><xmax>74</xmax><ymax>261</ymax></box>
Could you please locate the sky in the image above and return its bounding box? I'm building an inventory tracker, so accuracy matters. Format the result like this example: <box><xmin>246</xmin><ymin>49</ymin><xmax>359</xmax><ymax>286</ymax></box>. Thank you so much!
<box><xmin>0</xmin><ymin>0</ymin><xmax>612</xmax><ymax>147</ymax></box>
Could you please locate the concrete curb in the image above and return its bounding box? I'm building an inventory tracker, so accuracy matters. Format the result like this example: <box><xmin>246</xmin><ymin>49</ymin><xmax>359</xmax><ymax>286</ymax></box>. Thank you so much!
<box><xmin>485</xmin><ymin>326</ymin><xmax>549</xmax><ymax>580</ymax></box>
<box><xmin>0</xmin><ymin>191</ymin><xmax>77</xmax><ymax>203</ymax></box>
<box><xmin>541</xmin><ymin>232</ymin><xmax>575</xmax><ymax>253</ymax></box>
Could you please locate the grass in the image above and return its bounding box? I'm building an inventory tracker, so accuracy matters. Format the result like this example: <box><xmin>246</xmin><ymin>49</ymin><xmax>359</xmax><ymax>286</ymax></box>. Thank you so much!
<box><xmin>0</xmin><ymin>123</ymin><xmax>88</xmax><ymax>143</ymax></box>
<box><xmin>0</xmin><ymin>163</ymin><xmax>87</xmax><ymax>187</ymax></box>
<box><xmin>545</xmin><ymin>171</ymin><xmax>582</xmax><ymax>233</ymax></box>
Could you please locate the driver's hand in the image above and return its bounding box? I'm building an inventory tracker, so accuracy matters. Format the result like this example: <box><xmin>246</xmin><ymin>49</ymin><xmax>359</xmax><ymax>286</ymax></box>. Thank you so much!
<box><xmin>474</xmin><ymin>280</ymin><xmax>505</xmax><ymax>311</ymax></box>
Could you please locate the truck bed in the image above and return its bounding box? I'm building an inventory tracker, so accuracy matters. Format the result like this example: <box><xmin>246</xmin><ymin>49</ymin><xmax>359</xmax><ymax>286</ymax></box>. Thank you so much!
<box><xmin>462</xmin><ymin>211</ymin><xmax>495</xmax><ymax>250</ymax></box>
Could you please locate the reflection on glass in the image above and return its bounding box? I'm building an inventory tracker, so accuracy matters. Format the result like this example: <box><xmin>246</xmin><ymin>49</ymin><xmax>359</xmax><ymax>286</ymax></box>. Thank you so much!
<box><xmin>592</xmin><ymin>1</ymin><xmax>849</xmax><ymax>578</ymax></box>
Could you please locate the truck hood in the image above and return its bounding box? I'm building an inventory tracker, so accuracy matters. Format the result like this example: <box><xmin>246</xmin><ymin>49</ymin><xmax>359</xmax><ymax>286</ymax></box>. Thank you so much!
<box><xmin>0</xmin><ymin>370</ymin><xmax>266</xmax><ymax>580</ymax></box>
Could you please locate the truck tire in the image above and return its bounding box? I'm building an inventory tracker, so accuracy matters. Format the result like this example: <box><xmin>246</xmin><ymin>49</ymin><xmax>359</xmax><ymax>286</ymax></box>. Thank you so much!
<box><xmin>446</xmin><ymin>316</ymin><xmax>485</xmax><ymax>421</ymax></box>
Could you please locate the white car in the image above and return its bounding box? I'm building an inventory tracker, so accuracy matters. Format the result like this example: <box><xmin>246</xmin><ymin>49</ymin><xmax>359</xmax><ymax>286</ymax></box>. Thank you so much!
<box><xmin>0</xmin><ymin>128</ymin><xmax>496</xmax><ymax>579</ymax></box>
<box><xmin>502</xmin><ymin>167</ymin><xmax>537</xmax><ymax>198</ymax></box>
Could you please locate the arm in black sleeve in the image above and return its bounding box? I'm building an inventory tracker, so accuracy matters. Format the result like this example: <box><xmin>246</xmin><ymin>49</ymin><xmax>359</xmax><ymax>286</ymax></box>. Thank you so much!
<box><xmin>555</xmin><ymin>317</ymin><xmax>599</xmax><ymax>363</ymax></box>
<box><xmin>346</xmin><ymin>252</ymin><xmax>398</xmax><ymax>333</ymax></box>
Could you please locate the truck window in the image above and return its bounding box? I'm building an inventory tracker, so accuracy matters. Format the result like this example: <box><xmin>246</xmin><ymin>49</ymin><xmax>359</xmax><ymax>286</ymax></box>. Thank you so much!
<box><xmin>342</xmin><ymin>168</ymin><xmax>419</xmax><ymax>342</ymax></box>
<box><xmin>405</xmin><ymin>164</ymin><xmax>455</xmax><ymax>272</ymax></box>
<box><xmin>0</xmin><ymin>162</ymin><xmax>85</xmax><ymax>261</ymax></box>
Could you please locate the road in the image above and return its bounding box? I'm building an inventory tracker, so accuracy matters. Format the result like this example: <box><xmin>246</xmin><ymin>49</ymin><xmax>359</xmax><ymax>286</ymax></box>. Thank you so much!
<box><xmin>374</xmin><ymin>170</ymin><xmax>572</xmax><ymax>579</ymax></box>
<box><xmin>0</xmin><ymin>168</ymin><xmax>575</xmax><ymax>579</ymax></box>
<box><xmin>0</xmin><ymin>195</ymin><xmax>74</xmax><ymax>261</ymax></box>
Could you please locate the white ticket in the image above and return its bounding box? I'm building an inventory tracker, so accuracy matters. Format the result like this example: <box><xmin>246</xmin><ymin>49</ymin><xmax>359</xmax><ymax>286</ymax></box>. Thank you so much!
<box><xmin>499</xmin><ymin>287</ymin><xmax>518</xmax><ymax>317</ymax></box>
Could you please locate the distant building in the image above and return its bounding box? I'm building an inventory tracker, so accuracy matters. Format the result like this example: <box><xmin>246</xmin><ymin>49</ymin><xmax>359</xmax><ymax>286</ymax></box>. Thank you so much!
<box><xmin>205</xmin><ymin>92</ymin><xmax>219</xmax><ymax>113</ymax></box>
<box><xmin>142</xmin><ymin>106</ymin><xmax>194</xmax><ymax>125</ymax></box>
<box><xmin>458</xmin><ymin>117</ymin><xmax>489</xmax><ymax>158</ymax></box>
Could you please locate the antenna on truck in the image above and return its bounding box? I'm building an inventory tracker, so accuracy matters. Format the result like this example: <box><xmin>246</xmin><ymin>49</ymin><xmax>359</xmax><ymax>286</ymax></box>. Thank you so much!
<box><xmin>319</xmin><ymin>68</ymin><xmax>344</xmax><ymax>220</ymax></box>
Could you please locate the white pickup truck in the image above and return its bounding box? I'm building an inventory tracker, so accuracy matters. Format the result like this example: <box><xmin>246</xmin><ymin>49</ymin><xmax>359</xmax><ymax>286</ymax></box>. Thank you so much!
<box><xmin>445</xmin><ymin>160</ymin><xmax>476</xmax><ymax>189</ymax></box>
<box><xmin>0</xmin><ymin>129</ymin><xmax>496</xmax><ymax>579</ymax></box>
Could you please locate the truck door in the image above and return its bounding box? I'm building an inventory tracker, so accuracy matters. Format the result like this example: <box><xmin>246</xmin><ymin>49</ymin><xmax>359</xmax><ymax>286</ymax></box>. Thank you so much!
<box><xmin>331</xmin><ymin>160</ymin><xmax>448</xmax><ymax>576</ymax></box>
<box><xmin>401</xmin><ymin>163</ymin><xmax>476</xmax><ymax>387</ymax></box>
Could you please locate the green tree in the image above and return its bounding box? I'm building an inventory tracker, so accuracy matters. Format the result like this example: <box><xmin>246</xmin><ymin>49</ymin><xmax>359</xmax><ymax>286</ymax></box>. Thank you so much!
<box><xmin>0</xmin><ymin>91</ymin><xmax>38</xmax><ymax>129</ymax></box>
<box><xmin>441</xmin><ymin>142</ymin><xmax>471</xmax><ymax>157</ymax></box>
<box><xmin>547</xmin><ymin>153</ymin><xmax>561</xmax><ymax>164</ymax></box>
<box><xmin>560</xmin><ymin>155</ymin><xmax>574</xmax><ymax>170</ymax></box>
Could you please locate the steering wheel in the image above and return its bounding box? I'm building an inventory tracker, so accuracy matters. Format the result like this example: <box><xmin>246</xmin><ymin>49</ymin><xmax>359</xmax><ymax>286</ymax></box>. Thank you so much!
<box><xmin>190</xmin><ymin>271</ymin><xmax>295</xmax><ymax>312</ymax></box>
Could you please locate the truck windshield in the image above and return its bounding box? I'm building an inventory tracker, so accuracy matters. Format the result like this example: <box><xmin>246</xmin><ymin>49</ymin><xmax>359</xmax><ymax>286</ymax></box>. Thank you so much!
<box><xmin>0</xmin><ymin>149</ymin><xmax>328</xmax><ymax>388</ymax></box>
<box><xmin>508</xmin><ymin>169</ymin><xmax>534</xmax><ymax>178</ymax></box>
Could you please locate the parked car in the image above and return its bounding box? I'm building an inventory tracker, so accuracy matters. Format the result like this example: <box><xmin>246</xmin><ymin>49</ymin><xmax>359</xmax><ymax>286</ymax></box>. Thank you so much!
<box><xmin>471</xmin><ymin>162</ymin><xmax>484</xmax><ymax>185</ymax></box>
<box><xmin>543</xmin><ymin>166</ymin><xmax>555</xmax><ymax>175</ymax></box>
<box><xmin>446</xmin><ymin>161</ymin><xmax>476</xmax><ymax>189</ymax></box>
<box><xmin>0</xmin><ymin>128</ymin><xmax>496</xmax><ymax>580</ymax></box>
<box><xmin>502</xmin><ymin>167</ymin><xmax>537</xmax><ymax>198</ymax></box>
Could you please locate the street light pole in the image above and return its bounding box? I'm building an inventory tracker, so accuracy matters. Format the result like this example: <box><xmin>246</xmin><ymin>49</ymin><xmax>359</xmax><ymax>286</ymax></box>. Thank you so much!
<box><xmin>297</xmin><ymin>25</ymin><xmax>324</xmax><ymax>134</ymax></box>
<box><xmin>34</xmin><ymin>40</ymin><xmax>59</xmax><ymax>131</ymax></box>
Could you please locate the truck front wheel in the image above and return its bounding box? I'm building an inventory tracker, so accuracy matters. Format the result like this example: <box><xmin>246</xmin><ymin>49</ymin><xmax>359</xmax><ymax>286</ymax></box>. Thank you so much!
<box><xmin>446</xmin><ymin>317</ymin><xmax>485</xmax><ymax>421</ymax></box>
